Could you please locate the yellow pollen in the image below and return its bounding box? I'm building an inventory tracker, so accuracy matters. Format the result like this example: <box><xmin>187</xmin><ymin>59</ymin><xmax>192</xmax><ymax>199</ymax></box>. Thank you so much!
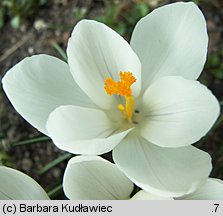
<box><xmin>104</xmin><ymin>78</ymin><xmax>118</xmax><ymax>95</ymax></box>
<box><xmin>117</xmin><ymin>104</ymin><xmax>125</xmax><ymax>111</ymax></box>
<box><xmin>104</xmin><ymin>71</ymin><xmax>136</xmax><ymax>121</ymax></box>
<box><xmin>120</xmin><ymin>71</ymin><xmax>136</xmax><ymax>86</ymax></box>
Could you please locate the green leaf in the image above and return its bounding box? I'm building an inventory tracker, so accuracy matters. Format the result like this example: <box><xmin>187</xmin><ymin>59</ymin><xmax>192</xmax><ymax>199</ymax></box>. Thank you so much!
<box><xmin>212</xmin><ymin>114</ymin><xmax>223</xmax><ymax>131</ymax></box>
<box><xmin>192</xmin><ymin>0</ymin><xmax>201</xmax><ymax>5</ymax></box>
<box><xmin>47</xmin><ymin>183</ymin><xmax>63</xmax><ymax>198</ymax></box>
<box><xmin>12</xmin><ymin>136</ymin><xmax>50</xmax><ymax>147</ymax></box>
<box><xmin>0</xmin><ymin>8</ymin><xmax>4</xmax><ymax>28</ymax></box>
<box><xmin>114</xmin><ymin>22</ymin><xmax>126</xmax><ymax>36</ymax></box>
<box><xmin>38</xmin><ymin>153</ymin><xmax>72</xmax><ymax>175</ymax></box>
<box><xmin>52</xmin><ymin>42</ymin><xmax>68</xmax><ymax>62</ymax></box>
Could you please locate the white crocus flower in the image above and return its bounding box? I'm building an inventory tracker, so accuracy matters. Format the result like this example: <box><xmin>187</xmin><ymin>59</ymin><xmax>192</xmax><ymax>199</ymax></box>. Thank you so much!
<box><xmin>63</xmin><ymin>156</ymin><xmax>223</xmax><ymax>200</ymax></box>
<box><xmin>63</xmin><ymin>156</ymin><xmax>134</xmax><ymax>200</ymax></box>
<box><xmin>0</xmin><ymin>166</ymin><xmax>49</xmax><ymax>200</ymax></box>
<box><xmin>177</xmin><ymin>178</ymin><xmax>223</xmax><ymax>200</ymax></box>
<box><xmin>63</xmin><ymin>155</ymin><xmax>166</xmax><ymax>200</ymax></box>
<box><xmin>133</xmin><ymin>178</ymin><xmax>223</xmax><ymax>200</ymax></box>
<box><xmin>2</xmin><ymin>2</ymin><xmax>220</xmax><ymax>197</ymax></box>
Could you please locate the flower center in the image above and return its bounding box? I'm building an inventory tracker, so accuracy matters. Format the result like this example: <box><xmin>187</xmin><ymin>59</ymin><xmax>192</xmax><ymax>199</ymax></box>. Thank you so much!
<box><xmin>104</xmin><ymin>71</ymin><xmax>136</xmax><ymax>122</ymax></box>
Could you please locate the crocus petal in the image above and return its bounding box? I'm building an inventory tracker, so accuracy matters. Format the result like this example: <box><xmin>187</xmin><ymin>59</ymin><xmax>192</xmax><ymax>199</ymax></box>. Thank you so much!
<box><xmin>63</xmin><ymin>156</ymin><xmax>134</xmax><ymax>200</ymax></box>
<box><xmin>2</xmin><ymin>55</ymin><xmax>96</xmax><ymax>135</ymax></box>
<box><xmin>0</xmin><ymin>166</ymin><xmax>49</xmax><ymax>200</ymax></box>
<box><xmin>67</xmin><ymin>20</ymin><xmax>141</xmax><ymax>109</ymax></box>
<box><xmin>140</xmin><ymin>76</ymin><xmax>220</xmax><ymax>148</ymax></box>
<box><xmin>131</xmin><ymin>190</ymin><xmax>173</xmax><ymax>200</ymax></box>
<box><xmin>113</xmin><ymin>135</ymin><xmax>212</xmax><ymax>197</ymax></box>
<box><xmin>46</xmin><ymin>105</ymin><xmax>132</xmax><ymax>155</ymax></box>
<box><xmin>179</xmin><ymin>178</ymin><xmax>223</xmax><ymax>200</ymax></box>
<box><xmin>130</xmin><ymin>2</ymin><xmax>208</xmax><ymax>90</ymax></box>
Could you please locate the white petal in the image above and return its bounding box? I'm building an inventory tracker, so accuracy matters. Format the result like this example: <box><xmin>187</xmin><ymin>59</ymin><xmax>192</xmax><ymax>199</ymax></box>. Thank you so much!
<box><xmin>46</xmin><ymin>105</ymin><xmax>132</xmax><ymax>155</ymax></box>
<box><xmin>67</xmin><ymin>20</ymin><xmax>141</xmax><ymax>109</ymax></box>
<box><xmin>113</xmin><ymin>135</ymin><xmax>212</xmax><ymax>197</ymax></box>
<box><xmin>141</xmin><ymin>76</ymin><xmax>220</xmax><ymax>147</ymax></box>
<box><xmin>130</xmin><ymin>2</ymin><xmax>208</xmax><ymax>90</ymax></box>
<box><xmin>131</xmin><ymin>190</ymin><xmax>173</xmax><ymax>200</ymax></box>
<box><xmin>2</xmin><ymin>55</ymin><xmax>96</xmax><ymax>135</ymax></box>
<box><xmin>63</xmin><ymin>156</ymin><xmax>133</xmax><ymax>200</ymax></box>
<box><xmin>0</xmin><ymin>166</ymin><xmax>49</xmax><ymax>200</ymax></box>
<box><xmin>179</xmin><ymin>178</ymin><xmax>223</xmax><ymax>200</ymax></box>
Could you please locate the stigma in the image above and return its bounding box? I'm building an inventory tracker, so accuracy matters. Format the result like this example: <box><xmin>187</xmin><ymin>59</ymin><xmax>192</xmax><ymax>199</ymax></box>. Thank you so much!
<box><xmin>104</xmin><ymin>71</ymin><xmax>136</xmax><ymax>121</ymax></box>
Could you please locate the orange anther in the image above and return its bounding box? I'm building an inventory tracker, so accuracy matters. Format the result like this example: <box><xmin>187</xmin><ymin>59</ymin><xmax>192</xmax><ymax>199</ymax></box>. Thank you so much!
<box><xmin>120</xmin><ymin>71</ymin><xmax>136</xmax><ymax>86</ymax></box>
<box><xmin>104</xmin><ymin>77</ymin><xmax>118</xmax><ymax>95</ymax></box>
<box><xmin>104</xmin><ymin>71</ymin><xmax>136</xmax><ymax>121</ymax></box>
<box><xmin>104</xmin><ymin>71</ymin><xmax>136</xmax><ymax>97</ymax></box>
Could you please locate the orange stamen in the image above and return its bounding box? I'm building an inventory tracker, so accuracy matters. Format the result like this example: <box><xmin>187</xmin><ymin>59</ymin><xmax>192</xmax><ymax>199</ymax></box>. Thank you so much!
<box><xmin>104</xmin><ymin>77</ymin><xmax>118</xmax><ymax>95</ymax></box>
<box><xmin>120</xmin><ymin>71</ymin><xmax>136</xmax><ymax>86</ymax></box>
<box><xmin>104</xmin><ymin>71</ymin><xmax>136</xmax><ymax>121</ymax></box>
<box><xmin>104</xmin><ymin>71</ymin><xmax>136</xmax><ymax>97</ymax></box>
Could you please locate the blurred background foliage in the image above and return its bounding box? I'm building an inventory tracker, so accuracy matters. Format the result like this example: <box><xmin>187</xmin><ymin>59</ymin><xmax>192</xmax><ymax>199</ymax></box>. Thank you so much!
<box><xmin>0</xmin><ymin>0</ymin><xmax>223</xmax><ymax>199</ymax></box>
<box><xmin>0</xmin><ymin>0</ymin><xmax>46</xmax><ymax>29</ymax></box>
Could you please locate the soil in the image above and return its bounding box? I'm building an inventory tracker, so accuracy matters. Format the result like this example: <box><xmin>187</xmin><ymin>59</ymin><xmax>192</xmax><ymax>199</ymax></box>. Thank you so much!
<box><xmin>0</xmin><ymin>0</ymin><xmax>223</xmax><ymax>198</ymax></box>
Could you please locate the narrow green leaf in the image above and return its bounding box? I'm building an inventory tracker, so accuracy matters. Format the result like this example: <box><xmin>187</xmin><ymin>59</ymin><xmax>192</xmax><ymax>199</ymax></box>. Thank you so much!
<box><xmin>12</xmin><ymin>136</ymin><xmax>50</xmax><ymax>147</ymax></box>
<box><xmin>47</xmin><ymin>183</ymin><xmax>63</xmax><ymax>198</ymax></box>
<box><xmin>212</xmin><ymin>114</ymin><xmax>223</xmax><ymax>131</ymax></box>
<box><xmin>38</xmin><ymin>153</ymin><xmax>72</xmax><ymax>175</ymax></box>
<box><xmin>52</xmin><ymin>42</ymin><xmax>68</xmax><ymax>62</ymax></box>
<box><xmin>192</xmin><ymin>0</ymin><xmax>201</xmax><ymax>5</ymax></box>
<box><xmin>115</xmin><ymin>22</ymin><xmax>126</xmax><ymax>36</ymax></box>
<box><xmin>0</xmin><ymin>8</ymin><xmax>4</xmax><ymax>28</ymax></box>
